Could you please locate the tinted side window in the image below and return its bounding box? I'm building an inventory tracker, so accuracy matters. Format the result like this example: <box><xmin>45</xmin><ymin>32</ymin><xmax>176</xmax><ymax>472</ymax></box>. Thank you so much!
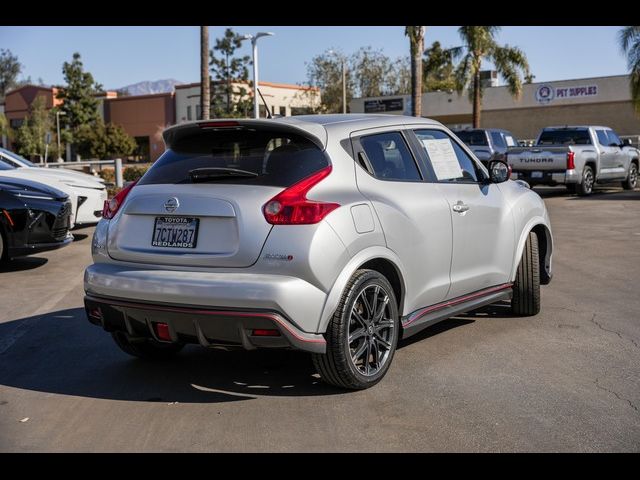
<box><xmin>414</xmin><ymin>129</ymin><xmax>483</xmax><ymax>183</ymax></box>
<box><xmin>359</xmin><ymin>132</ymin><xmax>422</xmax><ymax>181</ymax></box>
<box><xmin>596</xmin><ymin>130</ymin><xmax>609</xmax><ymax>146</ymax></box>
<box><xmin>490</xmin><ymin>132</ymin><xmax>506</xmax><ymax>148</ymax></box>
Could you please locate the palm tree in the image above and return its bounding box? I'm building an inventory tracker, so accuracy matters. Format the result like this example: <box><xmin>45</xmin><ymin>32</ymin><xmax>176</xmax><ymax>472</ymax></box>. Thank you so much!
<box><xmin>200</xmin><ymin>26</ymin><xmax>210</xmax><ymax>120</ymax></box>
<box><xmin>618</xmin><ymin>26</ymin><xmax>640</xmax><ymax>113</ymax></box>
<box><xmin>454</xmin><ymin>26</ymin><xmax>530</xmax><ymax>128</ymax></box>
<box><xmin>405</xmin><ymin>26</ymin><xmax>425</xmax><ymax>117</ymax></box>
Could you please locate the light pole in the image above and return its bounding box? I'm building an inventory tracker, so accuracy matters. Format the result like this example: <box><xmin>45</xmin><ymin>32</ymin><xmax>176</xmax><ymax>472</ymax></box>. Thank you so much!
<box><xmin>242</xmin><ymin>32</ymin><xmax>274</xmax><ymax>119</ymax></box>
<box><xmin>56</xmin><ymin>111</ymin><xmax>66</xmax><ymax>163</ymax></box>
<box><xmin>328</xmin><ymin>50</ymin><xmax>346</xmax><ymax>114</ymax></box>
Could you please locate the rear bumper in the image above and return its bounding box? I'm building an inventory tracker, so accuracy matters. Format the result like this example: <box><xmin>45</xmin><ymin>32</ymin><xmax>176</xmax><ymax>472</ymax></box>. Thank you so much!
<box><xmin>83</xmin><ymin>262</ymin><xmax>329</xmax><ymax>352</ymax></box>
<box><xmin>511</xmin><ymin>169</ymin><xmax>580</xmax><ymax>185</ymax></box>
<box><xmin>84</xmin><ymin>294</ymin><xmax>326</xmax><ymax>353</ymax></box>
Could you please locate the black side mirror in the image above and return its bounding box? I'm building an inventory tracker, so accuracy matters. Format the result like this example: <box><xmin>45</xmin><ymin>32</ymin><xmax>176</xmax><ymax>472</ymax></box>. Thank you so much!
<box><xmin>622</xmin><ymin>138</ymin><xmax>632</xmax><ymax>147</ymax></box>
<box><xmin>488</xmin><ymin>160</ymin><xmax>511</xmax><ymax>183</ymax></box>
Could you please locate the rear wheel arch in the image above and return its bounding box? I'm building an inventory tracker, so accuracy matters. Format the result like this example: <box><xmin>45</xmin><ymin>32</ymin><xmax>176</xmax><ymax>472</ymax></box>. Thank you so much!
<box><xmin>358</xmin><ymin>258</ymin><xmax>405</xmax><ymax>314</ymax></box>
<box><xmin>317</xmin><ymin>248</ymin><xmax>407</xmax><ymax>333</ymax></box>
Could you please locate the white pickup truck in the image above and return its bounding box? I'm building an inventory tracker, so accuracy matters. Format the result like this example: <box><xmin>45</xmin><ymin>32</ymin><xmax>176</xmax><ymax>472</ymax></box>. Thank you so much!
<box><xmin>506</xmin><ymin>126</ymin><xmax>639</xmax><ymax>195</ymax></box>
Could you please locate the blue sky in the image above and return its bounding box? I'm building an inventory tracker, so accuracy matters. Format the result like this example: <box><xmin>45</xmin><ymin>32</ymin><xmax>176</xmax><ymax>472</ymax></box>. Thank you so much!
<box><xmin>0</xmin><ymin>26</ymin><xmax>629</xmax><ymax>90</ymax></box>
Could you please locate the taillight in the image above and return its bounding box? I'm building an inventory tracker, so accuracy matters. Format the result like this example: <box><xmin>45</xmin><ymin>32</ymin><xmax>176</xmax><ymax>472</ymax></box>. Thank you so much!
<box><xmin>102</xmin><ymin>180</ymin><xmax>138</xmax><ymax>220</ymax></box>
<box><xmin>263</xmin><ymin>166</ymin><xmax>339</xmax><ymax>225</ymax></box>
<box><xmin>567</xmin><ymin>151</ymin><xmax>575</xmax><ymax>170</ymax></box>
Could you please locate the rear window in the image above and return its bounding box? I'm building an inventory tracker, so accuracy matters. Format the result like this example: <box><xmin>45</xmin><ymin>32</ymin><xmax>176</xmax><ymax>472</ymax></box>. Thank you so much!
<box><xmin>537</xmin><ymin>129</ymin><xmax>592</xmax><ymax>145</ymax></box>
<box><xmin>454</xmin><ymin>130</ymin><xmax>488</xmax><ymax>146</ymax></box>
<box><xmin>139</xmin><ymin>129</ymin><xmax>328</xmax><ymax>187</ymax></box>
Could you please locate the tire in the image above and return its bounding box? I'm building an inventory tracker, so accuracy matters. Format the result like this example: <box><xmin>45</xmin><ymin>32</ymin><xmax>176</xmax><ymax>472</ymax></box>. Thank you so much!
<box><xmin>312</xmin><ymin>269</ymin><xmax>400</xmax><ymax>390</ymax></box>
<box><xmin>511</xmin><ymin>232</ymin><xmax>541</xmax><ymax>316</ymax></box>
<box><xmin>622</xmin><ymin>162</ymin><xmax>638</xmax><ymax>190</ymax></box>
<box><xmin>111</xmin><ymin>331</ymin><xmax>184</xmax><ymax>359</ymax></box>
<box><xmin>0</xmin><ymin>229</ymin><xmax>4</xmax><ymax>262</ymax></box>
<box><xmin>577</xmin><ymin>165</ymin><xmax>595</xmax><ymax>196</ymax></box>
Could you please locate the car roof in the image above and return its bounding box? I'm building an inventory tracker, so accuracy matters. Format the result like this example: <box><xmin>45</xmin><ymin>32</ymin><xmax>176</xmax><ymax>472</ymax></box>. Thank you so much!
<box><xmin>542</xmin><ymin>126</ymin><xmax>610</xmax><ymax>130</ymax></box>
<box><xmin>163</xmin><ymin>115</ymin><xmax>443</xmax><ymax>150</ymax></box>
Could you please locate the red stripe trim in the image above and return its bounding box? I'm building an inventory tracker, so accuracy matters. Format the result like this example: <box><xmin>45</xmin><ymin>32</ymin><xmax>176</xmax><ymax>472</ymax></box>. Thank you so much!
<box><xmin>403</xmin><ymin>283</ymin><xmax>513</xmax><ymax>327</ymax></box>
<box><xmin>87</xmin><ymin>296</ymin><xmax>325</xmax><ymax>344</ymax></box>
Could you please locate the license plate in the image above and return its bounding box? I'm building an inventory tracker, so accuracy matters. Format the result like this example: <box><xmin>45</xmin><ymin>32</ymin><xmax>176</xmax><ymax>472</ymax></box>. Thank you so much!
<box><xmin>152</xmin><ymin>217</ymin><xmax>199</xmax><ymax>248</ymax></box>
<box><xmin>531</xmin><ymin>171</ymin><xmax>543</xmax><ymax>179</ymax></box>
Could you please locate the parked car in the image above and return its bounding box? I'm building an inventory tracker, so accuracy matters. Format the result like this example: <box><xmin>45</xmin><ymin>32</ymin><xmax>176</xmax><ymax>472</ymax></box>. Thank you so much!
<box><xmin>452</xmin><ymin>128</ymin><xmax>518</xmax><ymax>166</ymax></box>
<box><xmin>0</xmin><ymin>175</ymin><xmax>73</xmax><ymax>261</ymax></box>
<box><xmin>506</xmin><ymin>126</ymin><xmax>639</xmax><ymax>195</ymax></box>
<box><xmin>84</xmin><ymin>115</ymin><xmax>553</xmax><ymax>390</ymax></box>
<box><xmin>0</xmin><ymin>147</ymin><xmax>106</xmax><ymax>185</ymax></box>
<box><xmin>0</xmin><ymin>155</ymin><xmax>107</xmax><ymax>227</ymax></box>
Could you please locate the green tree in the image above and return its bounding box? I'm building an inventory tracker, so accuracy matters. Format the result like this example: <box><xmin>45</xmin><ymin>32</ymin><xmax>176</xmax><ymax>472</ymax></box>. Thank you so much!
<box><xmin>305</xmin><ymin>49</ymin><xmax>354</xmax><ymax>113</ymax></box>
<box><xmin>0</xmin><ymin>113</ymin><xmax>13</xmax><ymax>147</ymax></box>
<box><xmin>0</xmin><ymin>49</ymin><xmax>23</xmax><ymax>100</ymax></box>
<box><xmin>14</xmin><ymin>96</ymin><xmax>57</xmax><ymax>161</ymax></box>
<box><xmin>74</xmin><ymin>117</ymin><xmax>136</xmax><ymax>159</ymax></box>
<box><xmin>405</xmin><ymin>26</ymin><xmax>425</xmax><ymax>116</ymax></box>
<box><xmin>454</xmin><ymin>26</ymin><xmax>530</xmax><ymax>128</ymax></box>
<box><xmin>209</xmin><ymin>28</ymin><xmax>252</xmax><ymax>118</ymax></box>
<box><xmin>350</xmin><ymin>47</ymin><xmax>395</xmax><ymax>98</ymax></box>
<box><xmin>423</xmin><ymin>41</ymin><xmax>459</xmax><ymax>92</ymax></box>
<box><xmin>56</xmin><ymin>53</ymin><xmax>103</xmax><ymax>139</ymax></box>
<box><xmin>619</xmin><ymin>26</ymin><xmax>640</xmax><ymax>113</ymax></box>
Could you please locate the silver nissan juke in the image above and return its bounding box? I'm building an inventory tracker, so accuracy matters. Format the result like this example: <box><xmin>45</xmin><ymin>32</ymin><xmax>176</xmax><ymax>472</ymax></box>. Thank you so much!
<box><xmin>84</xmin><ymin>114</ymin><xmax>553</xmax><ymax>390</ymax></box>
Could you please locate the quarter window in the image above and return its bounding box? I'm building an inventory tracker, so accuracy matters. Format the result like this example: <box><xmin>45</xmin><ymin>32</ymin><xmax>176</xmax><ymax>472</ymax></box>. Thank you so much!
<box><xmin>359</xmin><ymin>132</ymin><xmax>422</xmax><ymax>181</ymax></box>
<box><xmin>414</xmin><ymin>129</ymin><xmax>483</xmax><ymax>183</ymax></box>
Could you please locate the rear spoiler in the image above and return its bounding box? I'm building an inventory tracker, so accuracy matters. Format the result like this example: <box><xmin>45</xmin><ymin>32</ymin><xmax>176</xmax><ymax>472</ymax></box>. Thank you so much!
<box><xmin>162</xmin><ymin>119</ymin><xmax>328</xmax><ymax>151</ymax></box>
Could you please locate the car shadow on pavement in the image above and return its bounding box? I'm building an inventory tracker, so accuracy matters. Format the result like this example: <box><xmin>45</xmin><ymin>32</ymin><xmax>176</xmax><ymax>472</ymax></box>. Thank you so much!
<box><xmin>566</xmin><ymin>189</ymin><xmax>640</xmax><ymax>200</ymax></box>
<box><xmin>0</xmin><ymin>256</ymin><xmax>48</xmax><ymax>272</ymax></box>
<box><xmin>0</xmin><ymin>307</ymin><xmax>348</xmax><ymax>403</ymax></box>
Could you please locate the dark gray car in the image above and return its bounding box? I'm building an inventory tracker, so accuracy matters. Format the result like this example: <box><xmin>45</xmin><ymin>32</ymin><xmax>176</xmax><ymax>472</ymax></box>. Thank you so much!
<box><xmin>453</xmin><ymin>128</ymin><xmax>519</xmax><ymax>166</ymax></box>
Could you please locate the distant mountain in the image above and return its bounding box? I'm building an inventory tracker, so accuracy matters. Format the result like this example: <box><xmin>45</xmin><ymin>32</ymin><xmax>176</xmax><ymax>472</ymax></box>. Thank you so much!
<box><xmin>115</xmin><ymin>79</ymin><xmax>184</xmax><ymax>96</ymax></box>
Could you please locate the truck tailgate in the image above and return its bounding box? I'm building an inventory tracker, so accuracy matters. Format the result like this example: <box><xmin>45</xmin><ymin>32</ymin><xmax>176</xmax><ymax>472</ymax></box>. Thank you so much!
<box><xmin>507</xmin><ymin>146</ymin><xmax>570</xmax><ymax>171</ymax></box>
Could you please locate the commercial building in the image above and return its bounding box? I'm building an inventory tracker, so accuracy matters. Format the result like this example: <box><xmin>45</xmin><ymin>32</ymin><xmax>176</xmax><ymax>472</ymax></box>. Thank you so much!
<box><xmin>103</xmin><ymin>92</ymin><xmax>175</xmax><ymax>162</ymax></box>
<box><xmin>174</xmin><ymin>81</ymin><xmax>320</xmax><ymax>123</ymax></box>
<box><xmin>350</xmin><ymin>74</ymin><xmax>640</xmax><ymax>141</ymax></box>
<box><xmin>2</xmin><ymin>80</ymin><xmax>320</xmax><ymax>162</ymax></box>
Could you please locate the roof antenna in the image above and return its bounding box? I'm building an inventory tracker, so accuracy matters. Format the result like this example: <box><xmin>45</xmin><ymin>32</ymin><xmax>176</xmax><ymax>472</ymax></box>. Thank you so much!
<box><xmin>257</xmin><ymin>88</ymin><xmax>273</xmax><ymax>119</ymax></box>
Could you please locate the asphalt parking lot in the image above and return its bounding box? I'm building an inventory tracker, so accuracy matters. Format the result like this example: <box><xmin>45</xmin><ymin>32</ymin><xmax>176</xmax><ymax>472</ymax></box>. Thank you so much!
<box><xmin>0</xmin><ymin>186</ymin><xmax>639</xmax><ymax>452</ymax></box>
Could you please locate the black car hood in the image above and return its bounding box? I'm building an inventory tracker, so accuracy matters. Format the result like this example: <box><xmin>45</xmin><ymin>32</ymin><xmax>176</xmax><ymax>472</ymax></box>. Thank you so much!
<box><xmin>0</xmin><ymin>175</ymin><xmax>68</xmax><ymax>200</ymax></box>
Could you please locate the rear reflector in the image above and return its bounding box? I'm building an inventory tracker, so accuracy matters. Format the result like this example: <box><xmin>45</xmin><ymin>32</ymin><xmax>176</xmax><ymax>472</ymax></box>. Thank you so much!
<box><xmin>154</xmin><ymin>322</ymin><xmax>172</xmax><ymax>341</ymax></box>
<box><xmin>251</xmin><ymin>329</ymin><xmax>281</xmax><ymax>337</ymax></box>
<box><xmin>88</xmin><ymin>307</ymin><xmax>103</xmax><ymax>320</ymax></box>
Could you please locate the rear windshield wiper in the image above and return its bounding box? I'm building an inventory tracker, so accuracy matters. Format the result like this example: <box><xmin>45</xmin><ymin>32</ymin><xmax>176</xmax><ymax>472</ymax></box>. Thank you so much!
<box><xmin>188</xmin><ymin>167</ymin><xmax>259</xmax><ymax>182</ymax></box>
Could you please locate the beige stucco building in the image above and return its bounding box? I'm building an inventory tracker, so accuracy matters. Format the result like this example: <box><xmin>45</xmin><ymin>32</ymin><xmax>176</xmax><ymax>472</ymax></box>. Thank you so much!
<box><xmin>350</xmin><ymin>74</ymin><xmax>640</xmax><ymax>140</ymax></box>
<box><xmin>175</xmin><ymin>81</ymin><xmax>320</xmax><ymax>123</ymax></box>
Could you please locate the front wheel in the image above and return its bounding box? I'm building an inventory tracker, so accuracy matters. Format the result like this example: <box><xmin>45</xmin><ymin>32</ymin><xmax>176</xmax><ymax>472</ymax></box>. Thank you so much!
<box><xmin>622</xmin><ymin>162</ymin><xmax>638</xmax><ymax>190</ymax></box>
<box><xmin>511</xmin><ymin>232</ymin><xmax>541</xmax><ymax>316</ymax></box>
<box><xmin>312</xmin><ymin>269</ymin><xmax>399</xmax><ymax>390</ymax></box>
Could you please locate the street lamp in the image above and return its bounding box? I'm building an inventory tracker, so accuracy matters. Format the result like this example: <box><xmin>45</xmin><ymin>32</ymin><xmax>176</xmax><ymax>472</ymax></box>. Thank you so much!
<box><xmin>56</xmin><ymin>111</ymin><xmax>66</xmax><ymax>163</ymax></box>
<box><xmin>328</xmin><ymin>50</ymin><xmax>347</xmax><ymax>114</ymax></box>
<box><xmin>241</xmin><ymin>32</ymin><xmax>275</xmax><ymax>119</ymax></box>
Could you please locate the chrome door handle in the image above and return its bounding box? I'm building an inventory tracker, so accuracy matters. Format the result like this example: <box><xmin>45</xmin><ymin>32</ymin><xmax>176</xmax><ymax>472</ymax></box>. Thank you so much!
<box><xmin>452</xmin><ymin>202</ymin><xmax>469</xmax><ymax>213</ymax></box>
